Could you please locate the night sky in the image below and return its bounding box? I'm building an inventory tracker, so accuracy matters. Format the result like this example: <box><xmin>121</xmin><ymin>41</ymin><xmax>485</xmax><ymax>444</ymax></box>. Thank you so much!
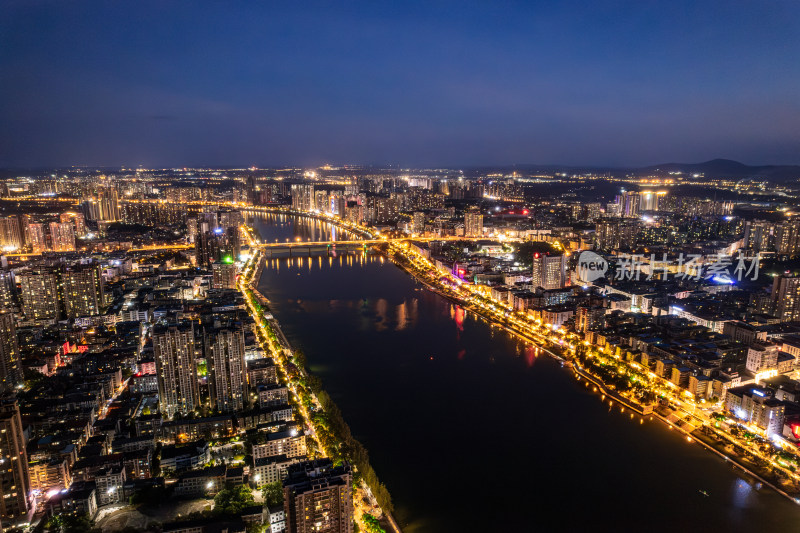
<box><xmin>2</xmin><ymin>1</ymin><xmax>799</xmax><ymax>168</ymax></box>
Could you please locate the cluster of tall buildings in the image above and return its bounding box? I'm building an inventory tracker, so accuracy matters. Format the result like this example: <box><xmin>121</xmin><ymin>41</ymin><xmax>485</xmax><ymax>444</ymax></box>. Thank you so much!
<box><xmin>153</xmin><ymin>321</ymin><xmax>248</xmax><ymax>418</ymax></box>
<box><xmin>81</xmin><ymin>189</ymin><xmax>120</xmax><ymax>222</ymax></box>
<box><xmin>193</xmin><ymin>209</ymin><xmax>243</xmax><ymax>268</ymax></box>
<box><xmin>121</xmin><ymin>201</ymin><xmax>188</xmax><ymax>226</ymax></box>
<box><xmin>606</xmin><ymin>190</ymin><xmax>653</xmax><ymax>218</ymax></box>
<box><xmin>0</xmin><ymin>217</ymin><xmax>318</xmax><ymax>530</ymax></box>
<box><xmin>15</xmin><ymin>263</ymin><xmax>105</xmax><ymax>322</ymax></box>
<box><xmin>8</xmin><ymin>168</ymin><xmax>800</xmax><ymax>530</ymax></box>
<box><xmin>0</xmin><ymin>214</ymin><xmax>84</xmax><ymax>253</ymax></box>
<box><xmin>153</xmin><ymin>323</ymin><xmax>201</xmax><ymax>419</ymax></box>
<box><xmin>290</xmin><ymin>183</ymin><xmax>403</xmax><ymax>225</ymax></box>
<box><xmin>743</xmin><ymin>218</ymin><xmax>800</xmax><ymax>255</ymax></box>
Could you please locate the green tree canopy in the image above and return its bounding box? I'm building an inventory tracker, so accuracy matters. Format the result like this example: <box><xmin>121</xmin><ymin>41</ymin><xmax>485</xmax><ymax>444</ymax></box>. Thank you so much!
<box><xmin>213</xmin><ymin>484</ymin><xmax>255</xmax><ymax>517</ymax></box>
<box><xmin>261</xmin><ymin>481</ymin><xmax>283</xmax><ymax>507</ymax></box>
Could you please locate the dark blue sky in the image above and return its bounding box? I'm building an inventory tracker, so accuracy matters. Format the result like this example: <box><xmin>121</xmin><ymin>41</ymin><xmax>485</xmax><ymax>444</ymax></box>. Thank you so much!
<box><xmin>2</xmin><ymin>1</ymin><xmax>799</xmax><ymax>168</ymax></box>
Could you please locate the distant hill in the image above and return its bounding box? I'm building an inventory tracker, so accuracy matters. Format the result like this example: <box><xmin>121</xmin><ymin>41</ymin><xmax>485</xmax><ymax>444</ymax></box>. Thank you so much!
<box><xmin>638</xmin><ymin>158</ymin><xmax>800</xmax><ymax>182</ymax></box>
<box><xmin>480</xmin><ymin>158</ymin><xmax>800</xmax><ymax>182</ymax></box>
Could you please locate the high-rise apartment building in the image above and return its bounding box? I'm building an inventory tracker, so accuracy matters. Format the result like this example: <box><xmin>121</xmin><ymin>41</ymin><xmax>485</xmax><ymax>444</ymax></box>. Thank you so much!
<box><xmin>639</xmin><ymin>191</ymin><xmax>661</xmax><ymax>212</ymax></box>
<box><xmin>0</xmin><ymin>312</ymin><xmax>22</xmax><ymax>389</ymax></box>
<box><xmin>606</xmin><ymin>198</ymin><xmax>622</xmax><ymax>217</ymax></box>
<box><xmin>585</xmin><ymin>202</ymin><xmax>603</xmax><ymax>222</ymax></box>
<box><xmin>576</xmin><ymin>305</ymin><xmax>606</xmax><ymax>333</ymax></box>
<box><xmin>743</xmin><ymin>220</ymin><xmax>774</xmax><ymax>252</ymax></box>
<box><xmin>0</xmin><ymin>271</ymin><xmax>16</xmax><ymax>310</ymax></box>
<box><xmin>24</xmin><ymin>223</ymin><xmax>47</xmax><ymax>253</ymax></box>
<box><xmin>212</xmin><ymin>262</ymin><xmax>239</xmax><ymax>290</ymax></box>
<box><xmin>594</xmin><ymin>218</ymin><xmax>639</xmax><ymax>250</ymax></box>
<box><xmin>531</xmin><ymin>253</ymin><xmax>567</xmax><ymax>290</ymax></box>
<box><xmin>412</xmin><ymin>212</ymin><xmax>425</xmax><ymax>234</ymax></box>
<box><xmin>291</xmin><ymin>184</ymin><xmax>315</xmax><ymax>212</ymax></box>
<box><xmin>774</xmin><ymin>220</ymin><xmax>800</xmax><ymax>256</ymax></box>
<box><xmin>121</xmin><ymin>202</ymin><xmax>187</xmax><ymax>226</ymax></box>
<box><xmin>217</xmin><ymin>227</ymin><xmax>241</xmax><ymax>263</ymax></box>
<box><xmin>0</xmin><ymin>216</ymin><xmax>23</xmax><ymax>251</ymax></box>
<box><xmin>218</xmin><ymin>210</ymin><xmax>243</xmax><ymax>230</ymax></box>
<box><xmin>315</xmin><ymin>189</ymin><xmax>331</xmax><ymax>213</ymax></box>
<box><xmin>622</xmin><ymin>191</ymin><xmax>640</xmax><ymax>217</ymax></box>
<box><xmin>187</xmin><ymin>218</ymin><xmax>199</xmax><ymax>244</ymax></box>
<box><xmin>195</xmin><ymin>223</ymin><xmax>214</xmax><ymax>267</ymax></box>
<box><xmin>61</xmin><ymin>264</ymin><xmax>105</xmax><ymax>318</ymax></box>
<box><xmin>0</xmin><ymin>399</ymin><xmax>31</xmax><ymax>526</ymax></box>
<box><xmin>363</xmin><ymin>194</ymin><xmax>398</xmax><ymax>224</ymax></box>
<box><xmin>18</xmin><ymin>271</ymin><xmax>60</xmax><ymax>321</ymax></box>
<box><xmin>772</xmin><ymin>274</ymin><xmax>800</xmax><ymax>322</ymax></box>
<box><xmin>59</xmin><ymin>212</ymin><xmax>87</xmax><ymax>237</ymax></box>
<box><xmin>83</xmin><ymin>189</ymin><xmax>120</xmax><ymax>222</ymax></box>
<box><xmin>464</xmin><ymin>207</ymin><xmax>483</xmax><ymax>237</ymax></box>
<box><xmin>154</xmin><ymin>323</ymin><xmax>199</xmax><ymax>419</ymax></box>
<box><xmin>196</xmin><ymin>225</ymin><xmax>240</xmax><ymax>268</ymax></box>
<box><xmin>283</xmin><ymin>459</ymin><xmax>353</xmax><ymax>533</ymax></box>
<box><xmin>204</xmin><ymin>325</ymin><xmax>247</xmax><ymax>413</ymax></box>
<box><xmin>49</xmin><ymin>222</ymin><xmax>75</xmax><ymax>252</ymax></box>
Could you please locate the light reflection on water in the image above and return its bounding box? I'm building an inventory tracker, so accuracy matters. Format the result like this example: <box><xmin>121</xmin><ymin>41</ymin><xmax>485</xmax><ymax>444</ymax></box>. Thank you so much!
<box><xmin>253</xmin><ymin>214</ymin><xmax>800</xmax><ymax>533</ymax></box>
<box><xmin>270</xmin><ymin>252</ymin><xmax>422</xmax><ymax>333</ymax></box>
<box><xmin>732</xmin><ymin>478</ymin><xmax>755</xmax><ymax>509</ymax></box>
<box><xmin>268</xmin><ymin>249</ymin><xmax>538</xmax><ymax>350</ymax></box>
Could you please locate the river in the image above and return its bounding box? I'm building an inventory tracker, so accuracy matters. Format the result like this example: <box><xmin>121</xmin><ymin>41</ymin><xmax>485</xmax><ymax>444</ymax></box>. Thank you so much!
<box><xmin>251</xmin><ymin>212</ymin><xmax>800</xmax><ymax>533</ymax></box>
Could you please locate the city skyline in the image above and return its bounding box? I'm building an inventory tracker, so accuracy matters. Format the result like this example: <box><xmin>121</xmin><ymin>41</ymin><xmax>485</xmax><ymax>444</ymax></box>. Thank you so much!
<box><xmin>5</xmin><ymin>1</ymin><xmax>800</xmax><ymax>531</ymax></box>
<box><xmin>2</xmin><ymin>169</ymin><xmax>800</xmax><ymax>530</ymax></box>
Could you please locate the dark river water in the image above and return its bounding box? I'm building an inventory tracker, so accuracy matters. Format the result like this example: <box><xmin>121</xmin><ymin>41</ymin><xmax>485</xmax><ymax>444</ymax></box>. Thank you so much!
<box><xmin>251</xmin><ymin>213</ymin><xmax>800</xmax><ymax>533</ymax></box>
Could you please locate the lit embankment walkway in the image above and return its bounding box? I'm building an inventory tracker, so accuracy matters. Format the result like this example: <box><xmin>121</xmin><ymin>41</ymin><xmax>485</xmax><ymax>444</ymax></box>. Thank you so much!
<box><xmin>242</xmin><ymin>246</ymin><xmax>402</xmax><ymax>533</ymax></box>
<box><xmin>258</xmin><ymin>239</ymin><xmax>383</xmax><ymax>247</ymax></box>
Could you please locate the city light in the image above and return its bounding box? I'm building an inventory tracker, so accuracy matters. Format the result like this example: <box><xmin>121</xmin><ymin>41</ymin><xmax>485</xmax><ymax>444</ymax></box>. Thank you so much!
<box><xmin>3</xmin><ymin>137</ymin><xmax>799</xmax><ymax>530</ymax></box>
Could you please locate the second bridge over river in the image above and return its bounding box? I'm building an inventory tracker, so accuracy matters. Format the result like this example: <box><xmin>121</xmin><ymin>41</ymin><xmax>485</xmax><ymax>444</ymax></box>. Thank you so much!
<box><xmin>255</xmin><ymin>239</ymin><xmax>382</xmax><ymax>256</ymax></box>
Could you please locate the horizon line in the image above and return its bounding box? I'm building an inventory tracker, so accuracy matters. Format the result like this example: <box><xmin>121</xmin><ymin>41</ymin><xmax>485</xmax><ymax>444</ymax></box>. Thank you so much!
<box><xmin>1</xmin><ymin>157</ymin><xmax>799</xmax><ymax>172</ymax></box>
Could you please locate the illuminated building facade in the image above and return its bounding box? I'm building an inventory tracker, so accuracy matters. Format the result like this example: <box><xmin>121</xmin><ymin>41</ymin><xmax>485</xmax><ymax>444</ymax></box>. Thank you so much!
<box><xmin>204</xmin><ymin>325</ymin><xmax>247</xmax><ymax>413</ymax></box>
<box><xmin>154</xmin><ymin>323</ymin><xmax>199</xmax><ymax>419</ymax></box>
<box><xmin>18</xmin><ymin>271</ymin><xmax>60</xmax><ymax>321</ymax></box>
<box><xmin>772</xmin><ymin>274</ymin><xmax>800</xmax><ymax>322</ymax></box>
<box><xmin>49</xmin><ymin>222</ymin><xmax>75</xmax><ymax>252</ymax></box>
<box><xmin>0</xmin><ymin>399</ymin><xmax>31</xmax><ymax>526</ymax></box>
<box><xmin>464</xmin><ymin>207</ymin><xmax>483</xmax><ymax>237</ymax></box>
<box><xmin>0</xmin><ymin>216</ymin><xmax>23</xmax><ymax>251</ymax></box>
<box><xmin>283</xmin><ymin>459</ymin><xmax>353</xmax><ymax>533</ymax></box>
<box><xmin>212</xmin><ymin>261</ymin><xmax>239</xmax><ymax>290</ymax></box>
<box><xmin>61</xmin><ymin>263</ymin><xmax>105</xmax><ymax>318</ymax></box>
<box><xmin>24</xmin><ymin>223</ymin><xmax>46</xmax><ymax>253</ymax></box>
<box><xmin>0</xmin><ymin>312</ymin><xmax>22</xmax><ymax>389</ymax></box>
<box><xmin>531</xmin><ymin>253</ymin><xmax>566</xmax><ymax>290</ymax></box>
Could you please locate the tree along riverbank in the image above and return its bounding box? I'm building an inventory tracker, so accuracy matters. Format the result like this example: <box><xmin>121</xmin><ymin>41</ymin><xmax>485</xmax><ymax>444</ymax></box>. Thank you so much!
<box><xmin>242</xmin><ymin>249</ymin><xmax>399</xmax><ymax>533</ymax></box>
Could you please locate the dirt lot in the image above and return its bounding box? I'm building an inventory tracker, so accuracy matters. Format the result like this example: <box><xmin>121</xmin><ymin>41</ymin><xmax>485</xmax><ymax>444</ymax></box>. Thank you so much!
<box><xmin>95</xmin><ymin>498</ymin><xmax>214</xmax><ymax>532</ymax></box>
